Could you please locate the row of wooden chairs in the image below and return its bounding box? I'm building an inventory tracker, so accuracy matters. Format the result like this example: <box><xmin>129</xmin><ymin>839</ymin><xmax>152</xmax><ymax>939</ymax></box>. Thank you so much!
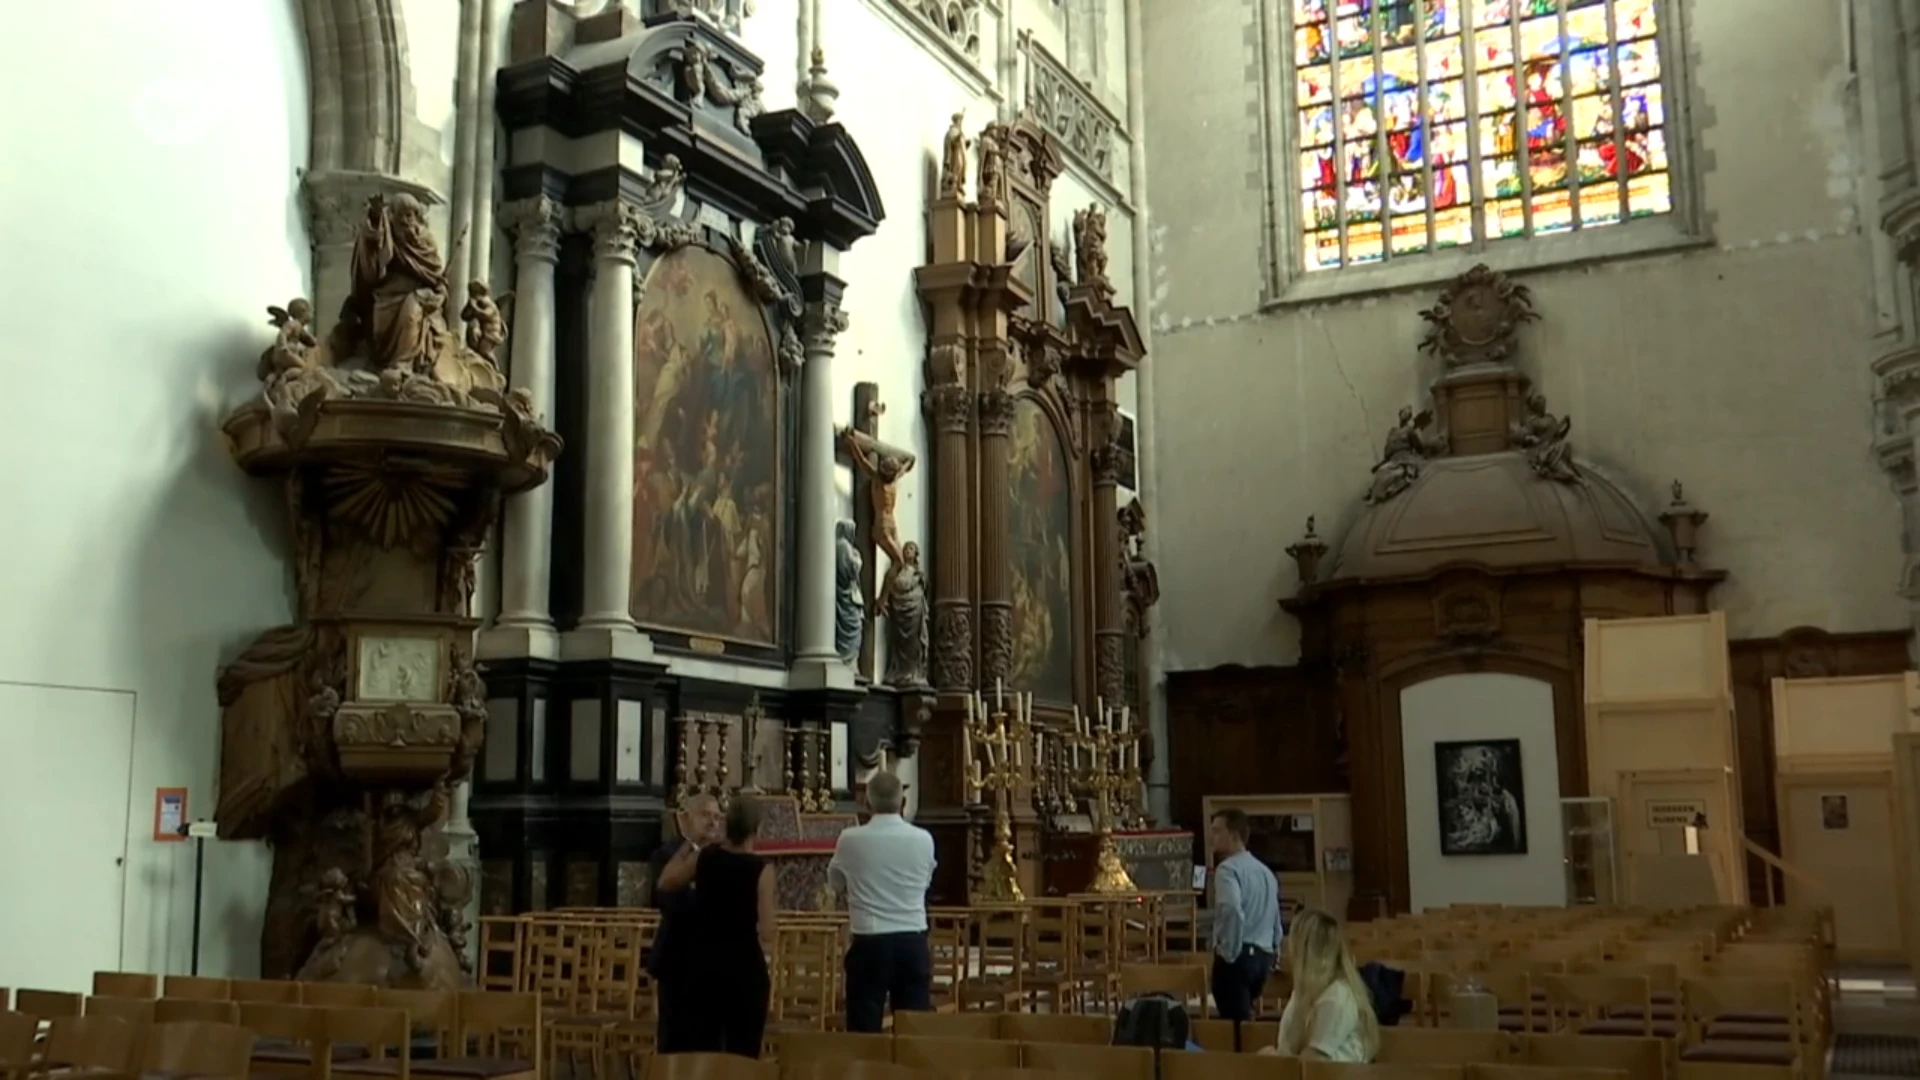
<box><xmin>0</xmin><ymin>1013</ymin><xmax>254</xmax><ymax>1079</ymax></box>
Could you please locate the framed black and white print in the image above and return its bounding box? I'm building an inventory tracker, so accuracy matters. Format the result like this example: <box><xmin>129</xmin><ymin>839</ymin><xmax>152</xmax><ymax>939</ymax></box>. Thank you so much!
<box><xmin>1434</xmin><ymin>738</ymin><xmax>1528</xmax><ymax>856</ymax></box>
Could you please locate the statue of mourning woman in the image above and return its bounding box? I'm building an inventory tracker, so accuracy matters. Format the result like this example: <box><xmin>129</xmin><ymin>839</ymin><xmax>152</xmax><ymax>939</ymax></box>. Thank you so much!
<box><xmin>1365</xmin><ymin>406</ymin><xmax>1443</xmax><ymax>504</ymax></box>
<box><xmin>834</xmin><ymin>520</ymin><xmax>865</xmax><ymax>667</ymax></box>
<box><xmin>880</xmin><ymin>541</ymin><xmax>929</xmax><ymax>688</ymax></box>
<box><xmin>339</xmin><ymin>194</ymin><xmax>451</xmax><ymax>375</ymax></box>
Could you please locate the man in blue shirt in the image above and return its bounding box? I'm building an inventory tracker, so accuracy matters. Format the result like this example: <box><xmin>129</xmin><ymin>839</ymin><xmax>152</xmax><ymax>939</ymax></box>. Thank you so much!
<box><xmin>1208</xmin><ymin>808</ymin><xmax>1282</xmax><ymax>1022</ymax></box>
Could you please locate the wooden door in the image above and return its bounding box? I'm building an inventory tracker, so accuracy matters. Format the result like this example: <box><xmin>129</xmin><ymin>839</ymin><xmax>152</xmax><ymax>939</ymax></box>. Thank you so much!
<box><xmin>1618</xmin><ymin>768</ymin><xmax>1741</xmax><ymax>905</ymax></box>
<box><xmin>1778</xmin><ymin>772</ymin><xmax>1902</xmax><ymax>962</ymax></box>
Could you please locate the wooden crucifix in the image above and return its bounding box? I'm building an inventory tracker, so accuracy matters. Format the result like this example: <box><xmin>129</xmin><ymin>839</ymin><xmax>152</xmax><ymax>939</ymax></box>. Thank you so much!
<box><xmin>835</xmin><ymin>382</ymin><xmax>917</xmax><ymax>681</ymax></box>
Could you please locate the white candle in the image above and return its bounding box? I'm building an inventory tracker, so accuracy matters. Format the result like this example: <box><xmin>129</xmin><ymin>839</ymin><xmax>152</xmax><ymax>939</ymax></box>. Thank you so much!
<box><xmin>996</xmin><ymin>678</ymin><xmax>1004</xmax><ymax>711</ymax></box>
<box><xmin>1120</xmin><ymin>706</ymin><xmax>1130</xmax><ymax>732</ymax></box>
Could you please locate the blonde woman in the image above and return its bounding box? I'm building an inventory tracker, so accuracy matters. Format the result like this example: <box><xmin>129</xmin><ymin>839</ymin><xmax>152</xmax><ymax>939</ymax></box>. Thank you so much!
<box><xmin>1270</xmin><ymin>909</ymin><xmax>1379</xmax><ymax>1062</ymax></box>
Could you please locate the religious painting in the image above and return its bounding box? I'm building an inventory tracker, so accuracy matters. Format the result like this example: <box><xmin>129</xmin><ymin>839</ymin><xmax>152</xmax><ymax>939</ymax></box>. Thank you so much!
<box><xmin>1434</xmin><ymin>738</ymin><xmax>1528</xmax><ymax>856</ymax></box>
<box><xmin>629</xmin><ymin>246</ymin><xmax>781</xmax><ymax>645</ymax></box>
<box><xmin>1007</xmin><ymin>398</ymin><xmax>1074</xmax><ymax>702</ymax></box>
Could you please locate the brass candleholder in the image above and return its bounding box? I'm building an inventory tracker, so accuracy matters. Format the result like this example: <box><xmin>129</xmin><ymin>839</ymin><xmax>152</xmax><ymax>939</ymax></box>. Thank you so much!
<box><xmin>813</xmin><ymin>727</ymin><xmax>833</xmax><ymax>810</ymax></box>
<box><xmin>783</xmin><ymin>725</ymin><xmax>800</xmax><ymax>795</ymax></box>
<box><xmin>692</xmin><ymin>715</ymin><xmax>713</xmax><ymax>793</ymax></box>
<box><xmin>673</xmin><ymin>715</ymin><xmax>693</xmax><ymax>807</ymax></box>
<box><xmin>1075</xmin><ymin>698</ymin><xmax>1139</xmax><ymax>895</ymax></box>
<box><xmin>797</xmin><ymin>727</ymin><xmax>819</xmax><ymax>812</ymax></box>
<box><xmin>963</xmin><ymin>688</ymin><xmax>1029</xmax><ymax>903</ymax></box>
<box><xmin>741</xmin><ymin>694</ymin><xmax>765</xmax><ymax>794</ymax></box>
<box><xmin>714</xmin><ymin>718</ymin><xmax>732</xmax><ymax>804</ymax></box>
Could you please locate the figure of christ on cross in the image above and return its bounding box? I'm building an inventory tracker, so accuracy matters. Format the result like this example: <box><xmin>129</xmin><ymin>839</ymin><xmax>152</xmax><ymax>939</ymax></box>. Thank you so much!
<box><xmin>836</xmin><ymin>422</ymin><xmax>917</xmax><ymax>618</ymax></box>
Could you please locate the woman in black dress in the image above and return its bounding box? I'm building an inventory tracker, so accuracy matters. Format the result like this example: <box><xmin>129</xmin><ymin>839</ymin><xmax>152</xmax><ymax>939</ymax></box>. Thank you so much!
<box><xmin>657</xmin><ymin>797</ymin><xmax>775</xmax><ymax>1057</ymax></box>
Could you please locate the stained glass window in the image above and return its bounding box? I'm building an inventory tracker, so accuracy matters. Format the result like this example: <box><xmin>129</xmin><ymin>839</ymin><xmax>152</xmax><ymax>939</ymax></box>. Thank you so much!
<box><xmin>1293</xmin><ymin>0</ymin><xmax>1672</xmax><ymax>271</ymax></box>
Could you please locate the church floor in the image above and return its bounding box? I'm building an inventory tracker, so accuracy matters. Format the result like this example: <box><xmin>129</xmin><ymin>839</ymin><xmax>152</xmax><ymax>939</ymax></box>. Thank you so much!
<box><xmin>1832</xmin><ymin>968</ymin><xmax>1920</xmax><ymax>1079</ymax></box>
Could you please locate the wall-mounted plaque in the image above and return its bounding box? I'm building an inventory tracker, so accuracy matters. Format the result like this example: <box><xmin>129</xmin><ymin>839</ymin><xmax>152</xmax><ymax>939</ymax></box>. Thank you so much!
<box><xmin>356</xmin><ymin>635</ymin><xmax>442</xmax><ymax>702</ymax></box>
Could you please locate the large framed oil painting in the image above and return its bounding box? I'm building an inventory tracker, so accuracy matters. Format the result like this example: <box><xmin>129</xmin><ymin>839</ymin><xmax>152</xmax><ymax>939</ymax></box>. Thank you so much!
<box><xmin>1008</xmin><ymin>397</ymin><xmax>1074</xmax><ymax>702</ymax></box>
<box><xmin>629</xmin><ymin>246</ymin><xmax>782</xmax><ymax>646</ymax></box>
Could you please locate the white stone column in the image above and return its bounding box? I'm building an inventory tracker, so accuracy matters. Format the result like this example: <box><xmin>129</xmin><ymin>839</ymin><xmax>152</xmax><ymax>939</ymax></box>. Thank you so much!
<box><xmin>795</xmin><ymin>298</ymin><xmax>849</xmax><ymax>663</ymax></box>
<box><xmin>481</xmin><ymin>197</ymin><xmax>563</xmax><ymax>660</ymax></box>
<box><xmin>566</xmin><ymin>201</ymin><xmax>652</xmax><ymax>661</ymax></box>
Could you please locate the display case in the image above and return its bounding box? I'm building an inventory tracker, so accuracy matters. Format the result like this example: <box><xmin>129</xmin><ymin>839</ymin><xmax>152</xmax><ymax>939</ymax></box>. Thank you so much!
<box><xmin>1560</xmin><ymin>796</ymin><xmax>1617</xmax><ymax>906</ymax></box>
<box><xmin>1201</xmin><ymin>793</ymin><xmax>1353</xmax><ymax>921</ymax></box>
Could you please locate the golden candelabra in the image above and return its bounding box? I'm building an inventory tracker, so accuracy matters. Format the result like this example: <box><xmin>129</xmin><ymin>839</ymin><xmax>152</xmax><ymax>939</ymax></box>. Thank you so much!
<box><xmin>792</xmin><ymin>726</ymin><xmax>818</xmax><ymax>812</ymax></box>
<box><xmin>813</xmin><ymin>727</ymin><xmax>833</xmax><ymax>810</ymax></box>
<box><xmin>740</xmin><ymin>695</ymin><xmax>765</xmax><ymax>794</ymax></box>
<box><xmin>673</xmin><ymin>715</ymin><xmax>693</xmax><ymax>806</ymax></box>
<box><xmin>713</xmin><ymin>718</ymin><xmax>732</xmax><ymax>805</ymax></box>
<box><xmin>963</xmin><ymin>684</ymin><xmax>1031</xmax><ymax>903</ymax></box>
<box><xmin>1073</xmin><ymin>698</ymin><xmax>1140</xmax><ymax>894</ymax></box>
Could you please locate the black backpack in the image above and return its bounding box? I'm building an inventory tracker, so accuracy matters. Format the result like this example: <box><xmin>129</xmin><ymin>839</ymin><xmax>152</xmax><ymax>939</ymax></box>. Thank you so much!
<box><xmin>1111</xmin><ymin>992</ymin><xmax>1191</xmax><ymax>1049</ymax></box>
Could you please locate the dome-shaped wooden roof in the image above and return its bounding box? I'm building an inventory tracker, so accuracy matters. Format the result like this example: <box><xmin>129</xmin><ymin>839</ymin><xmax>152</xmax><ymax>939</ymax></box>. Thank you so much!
<box><xmin>1319</xmin><ymin>450</ymin><xmax>1671</xmax><ymax>585</ymax></box>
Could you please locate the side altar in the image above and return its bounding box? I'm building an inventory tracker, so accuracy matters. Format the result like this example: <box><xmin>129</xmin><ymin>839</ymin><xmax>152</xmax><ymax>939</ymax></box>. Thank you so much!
<box><xmin>911</xmin><ymin>113</ymin><xmax>1187</xmax><ymax>901</ymax></box>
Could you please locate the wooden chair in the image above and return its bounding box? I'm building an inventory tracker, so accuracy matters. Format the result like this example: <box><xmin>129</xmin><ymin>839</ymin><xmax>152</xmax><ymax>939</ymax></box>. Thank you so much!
<box><xmin>1521</xmin><ymin>1034</ymin><xmax>1664</xmax><ymax>1080</ymax></box>
<box><xmin>1675</xmin><ymin>1066</ymin><xmax>1796</xmax><ymax>1080</ymax></box>
<box><xmin>162</xmin><ymin>975</ymin><xmax>232</xmax><ymax>1000</ymax></box>
<box><xmin>155</xmin><ymin>997</ymin><xmax>241</xmax><ymax>1024</ymax></box>
<box><xmin>376</xmin><ymin>988</ymin><xmax>459</xmax><ymax>1054</ymax></box>
<box><xmin>891</xmin><ymin>1035</ymin><xmax>1019</xmax><ymax>1071</ymax></box>
<box><xmin>1117</xmin><ymin>962</ymin><xmax>1209</xmax><ymax>1017</ymax></box>
<box><xmin>1022</xmin><ymin>900</ymin><xmax>1080</xmax><ymax>1013</ymax></box>
<box><xmin>13</xmin><ymin>989</ymin><xmax>81</xmax><ymax>1020</ymax></box>
<box><xmin>643</xmin><ymin>1053</ymin><xmax>779</xmax><ymax>1080</ymax></box>
<box><xmin>300</xmin><ymin>982</ymin><xmax>380</xmax><ymax>1007</ymax></box>
<box><xmin>1538</xmin><ymin>974</ymin><xmax>1653</xmax><ymax>1038</ymax></box>
<box><xmin>927</xmin><ymin>908</ymin><xmax>973</xmax><ymax>1010</ymax></box>
<box><xmin>328</xmin><ymin>1005</ymin><xmax>414</xmax><ymax>1080</ymax></box>
<box><xmin>242</xmin><ymin>1002</ymin><xmax>339</xmax><ymax>1078</ymax></box>
<box><xmin>1676</xmin><ymin>978</ymin><xmax>1799</xmax><ymax>1075</ymax></box>
<box><xmin>86</xmin><ymin>995</ymin><xmax>157</xmax><ymax>1024</ymax></box>
<box><xmin>40</xmin><ymin>1015</ymin><xmax>140</xmax><ymax>1074</ymax></box>
<box><xmin>234</xmin><ymin>978</ymin><xmax>306</xmax><ymax>1004</ymax></box>
<box><xmin>479</xmin><ymin>916</ymin><xmax>530</xmax><ymax>993</ymax></box>
<box><xmin>776</xmin><ymin>1030</ymin><xmax>893</xmax><ymax>1065</ymax></box>
<box><xmin>892</xmin><ymin>1011</ymin><xmax>1000</xmax><ymax>1039</ymax></box>
<box><xmin>92</xmin><ymin>971</ymin><xmax>158</xmax><ymax>998</ymax></box>
<box><xmin>1301</xmin><ymin>1064</ymin><xmax>1467</xmax><ymax>1080</ymax></box>
<box><xmin>0</xmin><ymin>1012</ymin><xmax>35</xmax><ymax>1080</ymax></box>
<box><xmin>1376</xmin><ymin>1028</ymin><xmax>1513</xmax><ymax>1065</ymax></box>
<box><xmin>411</xmin><ymin>990</ymin><xmax>540</xmax><ymax>1080</ymax></box>
<box><xmin>1465</xmin><ymin>1066</ymin><xmax>1627</xmax><ymax>1080</ymax></box>
<box><xmin>1163</xmin><ymin>1049</ymin><xmax>1304</xmax><ymax>1080</ymax></box>
<box><xmin>769</xmin><ymin>923</ymin><xmax>840</xmax><ymax>1036</ymax></box>
<box><xmin>1069</xmin><ymin>899</ymin><xmax>1124</xmax><ymax>1014</ymax></box>
<box><xmin>1019</xmin><ymin>1041</ymin><xmax>1154</xmax><ymax>1080</ymax></box>
<box><xmin>780</xmin><ymin>1064</ymin><xmax>920</xmax><ymax>1080</ymax></box>
<box><xmin>999</xmin><ymin>1013</ymin><xmax>1112</xmax><ymax>1045</ymax></box>
<box><xmin>142</xmin><ymin>1021</ymin><xmax>256</xmax><ymax>1078</ymax></box>
<box><xmin>961</xmin><ymin>906</ymin><xmax>1029</xmax><ymax>1012</ymax></box>
<box><xmin>973</xmin><ymin>1070</ymin><xmax>1102</xmax><ymax>1080</ymax></box>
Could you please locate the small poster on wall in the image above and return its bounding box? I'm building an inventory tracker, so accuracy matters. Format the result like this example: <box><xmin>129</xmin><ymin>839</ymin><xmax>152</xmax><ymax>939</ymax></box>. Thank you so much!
<box><xmin>1821</xmin><ymin>794</ymin><xmax>1850</xmax><ymax>830</ymax></box>
<box><xmin>1434</xmin><ymin>738</ymin><xmax>1527</xmax><ymax>856</ymax></box>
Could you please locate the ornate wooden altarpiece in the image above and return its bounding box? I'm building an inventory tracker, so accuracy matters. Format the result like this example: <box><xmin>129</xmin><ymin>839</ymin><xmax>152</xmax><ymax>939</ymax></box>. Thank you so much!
<box><xmin>478</xmin><ymin>5</ymin><xmax>897</xmax><ymax>913</ymax></box>
<box><xmin>913</xmin><ymin>116</ymin><xmax>1157</xmax><ymax>902</ymax></box>
<box><xmin>1178</xmin><ymin>265</ymin><xmax>1731</xmax><ymax>918</ymax></box>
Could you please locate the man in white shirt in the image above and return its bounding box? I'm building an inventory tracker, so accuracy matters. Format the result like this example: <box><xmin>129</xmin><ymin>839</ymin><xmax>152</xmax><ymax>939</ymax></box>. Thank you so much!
<box><xmin>828</xmin><ymin>769</ymin><xmax>936</xmax><ymax>1032</ymax></box>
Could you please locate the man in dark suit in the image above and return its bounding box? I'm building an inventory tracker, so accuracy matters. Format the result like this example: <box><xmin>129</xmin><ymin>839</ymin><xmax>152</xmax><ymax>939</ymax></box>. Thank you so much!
<box><xmin>648</xmin><ymin>793</ymin><xmax>721</xmax><ymax>1052</ymax></box>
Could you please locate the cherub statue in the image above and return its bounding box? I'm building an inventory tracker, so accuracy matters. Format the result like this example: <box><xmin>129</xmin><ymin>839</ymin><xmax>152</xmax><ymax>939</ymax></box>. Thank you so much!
<box><xmin>766</xmin><ymin>217</ymin><xmax>800</xmax><ymax>277</ymax></box>
<box><xmin>260</xmin><ymin>299</ymin><xmax>318</xmax><ymax>382</ymax></box>
<box><xmin>313</xmin><ymin>867</ymin><xmax>357</xmax><ymax>949</ymax></box>
<box><xmin>1365</xmin><ymin>406</ymin><xmax>1442</xmax><ymax>504</ymax></box>
<box><xmin>461</xmin><ymin>282</ymin><xmax>507</xmax><ymax>364</ymax></box>
<box><xmin>837</xmin><ymin>426</ymin><xmax>917</xmax><ymax>615</ymax></box>
<box><xmin>640</xmin><ymin>154</ymin><xmax>686</xmax><ymax>212</ymax></box>
<box><xmin>939</xmin><ymin>112</ymin><xmax>970</xmax><ymax>199</ymax></box>
<box><xmin>1510</xmin><ymin>391</ymin><xmax>1577</xmax><ymax>482</ymax></box>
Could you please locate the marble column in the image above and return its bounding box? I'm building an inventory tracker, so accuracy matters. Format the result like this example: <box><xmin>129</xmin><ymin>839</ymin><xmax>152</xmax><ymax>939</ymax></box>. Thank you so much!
<box><xmin>1089</xmin><ymin>423</ymin><xmax>1128</xmax><ymax>709</ymax></box>
<box><xmin>569</xmin><ymin>200</ymin><xmax>646</xmax><ymax>656</ymax></box>
<box><xmin>482</xmin><ymin>197</ymin><xmax>563</xmax><ymax>659</ymax></box>
<box><xmin>795</xmin><ymin>294</ymin><xmax>850</xmax><ymax>667</ymax></box>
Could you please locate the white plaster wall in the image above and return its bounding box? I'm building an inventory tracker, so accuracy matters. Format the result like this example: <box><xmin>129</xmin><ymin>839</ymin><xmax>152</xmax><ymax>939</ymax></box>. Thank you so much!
<box><xmin>1142</xmin><ymin>0</ymin><xmax>1907</xmax><ymax>671</ymax></box>
<box><xmin>0</xmin><ymin>0</ymin><xmax>311</xmax><ymax>977</ymax></box>
<box><xmin>1401</xmin><ymin>674</ymin><xmax>1565</xmax><ymax>912</ymax></box>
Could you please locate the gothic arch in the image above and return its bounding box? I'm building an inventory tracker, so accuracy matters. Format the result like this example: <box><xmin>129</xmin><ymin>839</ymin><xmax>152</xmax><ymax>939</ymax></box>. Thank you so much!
<box><xmin>299</xmin><ymin>0</ymin><xmax>416</xmax><ymax>175</ymax></box>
